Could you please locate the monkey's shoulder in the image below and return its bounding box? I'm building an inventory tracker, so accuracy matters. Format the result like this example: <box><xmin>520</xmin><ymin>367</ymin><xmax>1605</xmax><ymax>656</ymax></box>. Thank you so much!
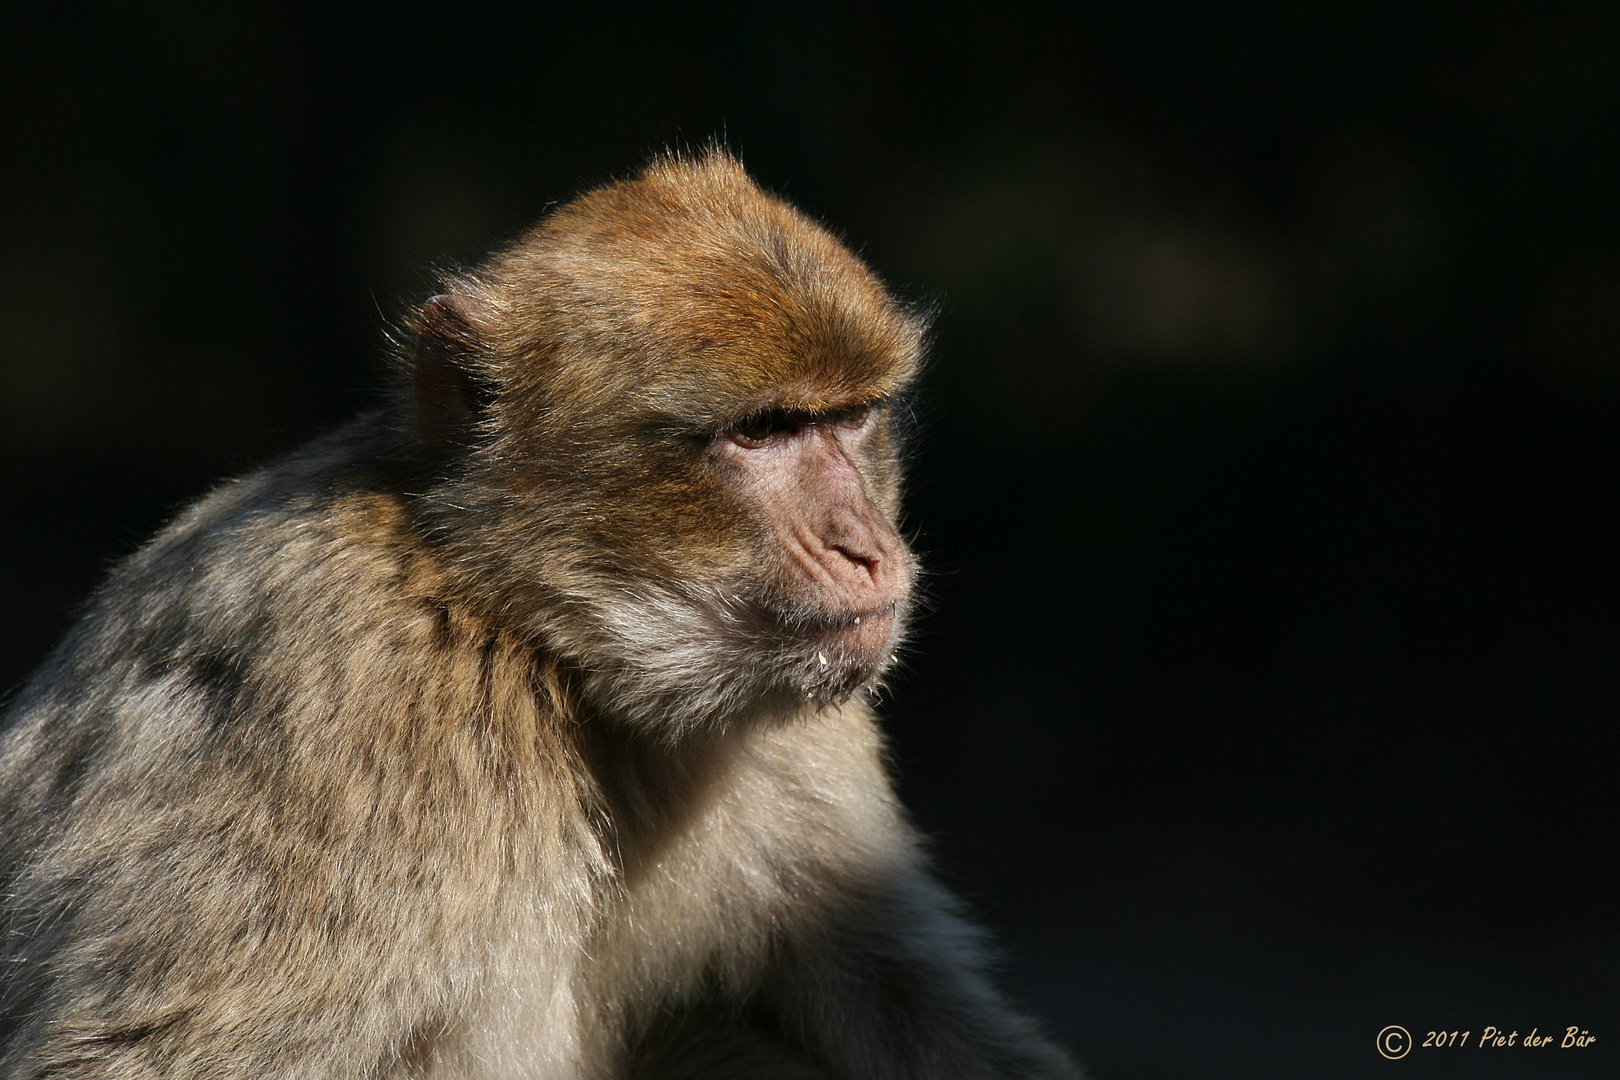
<box><xmin>0</xmin><ymin>416</ymin><xmax>518</xmax><ymax>797</ymax></box>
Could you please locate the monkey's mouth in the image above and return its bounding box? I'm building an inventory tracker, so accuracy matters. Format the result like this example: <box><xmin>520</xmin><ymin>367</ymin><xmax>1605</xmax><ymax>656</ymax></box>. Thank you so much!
<box><xmin>728</xmin><ymin>593</ymin><xmax>904</xmax><ymax>693</ymax></box>
<box><xmin>796</xmin><ymin>602</ymin><xmax>902</xmax><ymax>685</ymax></box>
<box><xmin>830</xmin><ymin>604</ymin><xmax>898</xmax><ymax>659</ymax></box>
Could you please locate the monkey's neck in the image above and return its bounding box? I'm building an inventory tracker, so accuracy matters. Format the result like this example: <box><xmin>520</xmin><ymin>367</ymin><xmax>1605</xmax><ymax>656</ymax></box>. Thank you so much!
<box><xmin>569</xmin><ymin>713</ymin><xmax>738</xmax><ymax>859</ymax></box>
<box><xmin>467</xmin><ymin>624</ymin><xmax>795</xmax><ymax>876</ymax></box>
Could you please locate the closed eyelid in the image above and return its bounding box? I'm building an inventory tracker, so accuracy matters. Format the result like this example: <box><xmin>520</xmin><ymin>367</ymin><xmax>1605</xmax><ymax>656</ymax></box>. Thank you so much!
<box><xmin>719</xmin><ymin>397</ymin><xmax>889</xmax><ymax>445</ymax></box>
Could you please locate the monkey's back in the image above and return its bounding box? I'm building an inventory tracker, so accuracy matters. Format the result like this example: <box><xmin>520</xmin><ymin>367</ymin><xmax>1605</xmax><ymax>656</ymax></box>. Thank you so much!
<box><xmin>0</xmin><ymin>420</ymin><xmax>614</xmax><ymax>1077</ymax></box>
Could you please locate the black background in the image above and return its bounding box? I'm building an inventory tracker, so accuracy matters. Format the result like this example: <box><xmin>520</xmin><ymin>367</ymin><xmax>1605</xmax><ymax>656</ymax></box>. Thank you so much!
<box><xmin>2</xmin><ymin>3</ymin><xmax>1616</xmax><ymax>1077</ymax></box>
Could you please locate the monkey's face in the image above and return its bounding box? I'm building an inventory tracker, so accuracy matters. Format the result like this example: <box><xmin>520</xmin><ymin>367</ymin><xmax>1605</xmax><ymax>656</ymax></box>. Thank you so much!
<box><xmin>416</xmin><ymin>152</ymin><xmax>924</xmax><ymax>735</ymax></box>
<box><xmin>483</xmin><ymin>358</ymin><xmax>918</xmax><ymax>736</ymax></box>
<box><xmin>707</xmin><ymin>397</ymin><xmax>913</xmax><ymax>700</ymax></box>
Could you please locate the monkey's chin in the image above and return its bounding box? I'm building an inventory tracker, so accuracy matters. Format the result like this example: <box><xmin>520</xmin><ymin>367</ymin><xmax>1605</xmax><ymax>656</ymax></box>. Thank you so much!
<box><xmin>832</xmin><ymin>607</ymin><xmax>899</xmax><ymax>669</ymax></box>
<box><xmin>790</xmin><ymin>606</ymin><xmax>901</xmax><ymax>700</ymax></box>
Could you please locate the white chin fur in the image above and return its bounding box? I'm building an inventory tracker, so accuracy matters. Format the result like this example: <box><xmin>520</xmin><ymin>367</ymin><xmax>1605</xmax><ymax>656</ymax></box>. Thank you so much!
<box><xmin>553</xmin><ymin>580</ymin><xmax>900</xmax><ymax>739</ymax></box>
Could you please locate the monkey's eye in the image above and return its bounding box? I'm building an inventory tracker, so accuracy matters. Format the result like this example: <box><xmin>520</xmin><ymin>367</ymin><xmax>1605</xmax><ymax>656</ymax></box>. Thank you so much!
<box><xmin>726</xmin><ymin>409</ymin><xmax>807</xmax><ymax>447</ymax></box>
<box><xmin>829</xmin><ymin>403</ymin><xmax>876</xmax><ymax>433</ymax></box>
<box><xmin>723</xmin><ymin>403</ymin><xmax>882</xmax><ymax>448</ymax></box>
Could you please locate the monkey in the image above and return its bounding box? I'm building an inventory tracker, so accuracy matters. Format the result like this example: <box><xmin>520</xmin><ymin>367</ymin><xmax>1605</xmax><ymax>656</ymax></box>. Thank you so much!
<box><xmin>0</xmin><ymin>149</ymin><xmax>1078</xmax><ymax>1080</ymax></box>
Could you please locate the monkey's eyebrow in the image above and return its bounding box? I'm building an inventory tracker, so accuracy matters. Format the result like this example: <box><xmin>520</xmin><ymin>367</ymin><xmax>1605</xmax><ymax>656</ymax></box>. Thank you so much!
<box><xmin>727</xmin><ymin>396</ymin><xmax>890</xmax><ymax>429</ymax></box>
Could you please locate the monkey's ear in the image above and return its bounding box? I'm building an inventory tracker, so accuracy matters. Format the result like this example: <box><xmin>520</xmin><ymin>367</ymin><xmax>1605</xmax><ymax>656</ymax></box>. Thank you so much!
<box><xmin>413</xmin><ymin>294</ymin><xmax>493</xmax><ymax>450</ymax></box>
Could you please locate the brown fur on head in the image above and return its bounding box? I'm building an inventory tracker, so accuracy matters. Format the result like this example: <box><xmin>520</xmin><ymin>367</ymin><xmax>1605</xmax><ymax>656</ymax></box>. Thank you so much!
<box><xmin>409</xmin><ymin>150</ymin><xmax>928</xmax><ymax>737</ymax></box>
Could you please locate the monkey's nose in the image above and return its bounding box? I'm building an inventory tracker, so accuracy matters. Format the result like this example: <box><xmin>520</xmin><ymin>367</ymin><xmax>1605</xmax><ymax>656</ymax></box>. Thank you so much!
<box><xmin>818</xmin><ymin>535</ymin><xmax>908</xmax><ymax>615</ymax></box>
<box><xmin>833</xmin><ymin>545</ymin><xmax>879</xmax><ymax>578</ymax></box>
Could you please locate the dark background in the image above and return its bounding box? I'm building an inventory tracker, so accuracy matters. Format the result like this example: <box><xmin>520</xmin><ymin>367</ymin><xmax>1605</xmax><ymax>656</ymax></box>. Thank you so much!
<box><xmin>2</xmin><ymin>3</ymin><xmax>1616</xmax><ymax>1077</ymax></box>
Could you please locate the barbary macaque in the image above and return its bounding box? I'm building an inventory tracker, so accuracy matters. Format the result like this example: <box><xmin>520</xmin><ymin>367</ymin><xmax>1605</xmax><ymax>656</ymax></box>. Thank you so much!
<box><xmin>0</xmin><ymin>150</ymin><xmax>1078</xmax><ymax>1079</ymax></box>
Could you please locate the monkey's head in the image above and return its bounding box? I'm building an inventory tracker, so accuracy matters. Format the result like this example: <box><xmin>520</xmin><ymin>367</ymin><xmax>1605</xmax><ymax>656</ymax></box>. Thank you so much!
<box><xmin>408</xmin><ymin>151</ymin><xmax>925</xmax><ymax>736</ymax></box>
